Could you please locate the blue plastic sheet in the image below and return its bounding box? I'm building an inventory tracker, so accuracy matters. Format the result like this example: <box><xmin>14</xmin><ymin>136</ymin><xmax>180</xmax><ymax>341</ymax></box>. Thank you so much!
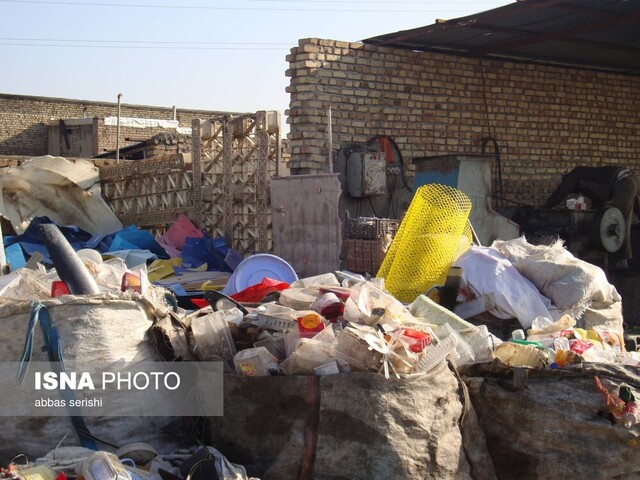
<box><xmin>4</xmin><ymin>217</ymin><xmax>169</xmax><ymax>266</ymax></box>
<box><xmin>4</xmin><ymin>243</ymin><xmax>26</xmax><ymax>270</ymax></box>
<box><xmin>181</xmin><ymin>235</ymin><xmax>232</xmax><ymax>272</ymax></box>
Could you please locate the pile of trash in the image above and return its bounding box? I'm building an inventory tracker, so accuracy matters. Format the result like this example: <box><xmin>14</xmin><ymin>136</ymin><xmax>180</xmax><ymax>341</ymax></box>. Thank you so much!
<box><xmin>178</xmin><ymin>272</ymin><xmax>497</xmax><ymax>379</ymax></box>
<box><xmin>0</xmin><ymin>159</ymin><xmax>638</xmax><ymax>478</ymax></box>
<box><xmin>1</xmin><ymin>445</ymin><xmax>258</xmax><ymax>480</ymax></box>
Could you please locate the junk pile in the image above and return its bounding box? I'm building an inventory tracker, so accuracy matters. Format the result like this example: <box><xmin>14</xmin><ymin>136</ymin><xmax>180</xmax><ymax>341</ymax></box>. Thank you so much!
<box><xmin>0</xmin><ymin>165</ymin><xmax>638</xmax><ymax>479</ymax></box>
<box><xmin>1</xmin><ymin>446</ymin><xmax>258</xmax><ymax>480</ymax></box>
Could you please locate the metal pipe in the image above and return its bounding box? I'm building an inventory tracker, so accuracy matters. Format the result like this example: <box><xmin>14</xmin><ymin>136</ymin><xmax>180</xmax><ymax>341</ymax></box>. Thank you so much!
<box><xmin>172</xmin><ymin>105</ymin><xmax>177</xmax><ymax>121</ymax></box>
<box><xmin>328</xmin><ymin>105</ymin><xmax>333</xmax><ymax>173</ymax></box>
<box><xmin>39</xmin><ymin>224</ymin><xmax>100</xmax><ymax>295</ymax></box>
<box><xmin>116</xmin><ymin>93</ymin><xmax>123</xmax><ymax>163</ymax></box>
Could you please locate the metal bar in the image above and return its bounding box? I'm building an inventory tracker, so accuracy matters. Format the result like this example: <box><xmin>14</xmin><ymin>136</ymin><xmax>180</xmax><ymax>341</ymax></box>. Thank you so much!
<box><xmin>328</xmin><ymin>106</ymin><xmax>333</xmax><ymax>174</ymax></box>
<box><xmin>222</xmin><ymin>116</ymin><xmax>234</xmax><ymax>248</ymax></box>
<box><xmin>192</xmin><ymin>118</ymin><xmax>203</xmax><ymax>228</ymax></box>
<box><xmin>256</xmin><ymin>111</ymin><xmax>270</xmax><ymax>253</ymax></box>
<box><xmin>116</xmin><ymin>93</ymin><xmax>122</xmax><ymax>163</ymax></box>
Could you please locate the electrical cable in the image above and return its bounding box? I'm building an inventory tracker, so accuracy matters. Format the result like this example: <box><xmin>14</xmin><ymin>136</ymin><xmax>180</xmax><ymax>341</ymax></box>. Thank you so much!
<box><xmin>481</xmin><ymin>135</ymin><xmax>504</xmax><ymax>209</ymax></box>
<box><xmin>0</xmin><ymin>36</ymin><xmax>291</xmax><ymax>45</ymax></box>
<box><xmin>1</xmin><ymin>0</ymin><xmax>451</xmax><ymax>12</ymax></box>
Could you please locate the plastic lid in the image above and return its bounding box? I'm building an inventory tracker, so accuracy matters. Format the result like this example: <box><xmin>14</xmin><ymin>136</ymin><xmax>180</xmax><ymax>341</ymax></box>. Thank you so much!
<box><xmin>233</xmin><ymin>254</ymin><xmax>298</xmax><ymax>292</ymax></box>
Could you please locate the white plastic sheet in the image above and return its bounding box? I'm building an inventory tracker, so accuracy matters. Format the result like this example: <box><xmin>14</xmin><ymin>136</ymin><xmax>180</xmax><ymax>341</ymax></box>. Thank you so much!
<box><xmin>0</xmin><ymin>156</ymin><xmax>123</xmax><ymax>235</ymax></box>
<box><xmin>454</xmin><ymin>246</ymin><xmax>556</xmax><ymax>329</ymax></box>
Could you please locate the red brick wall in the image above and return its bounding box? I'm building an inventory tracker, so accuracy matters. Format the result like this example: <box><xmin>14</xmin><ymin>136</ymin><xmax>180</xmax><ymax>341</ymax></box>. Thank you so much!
<box><xmin>286</xmin><ymin>38</ymin><xmax>640</xmax><ymax>206</ymax></box>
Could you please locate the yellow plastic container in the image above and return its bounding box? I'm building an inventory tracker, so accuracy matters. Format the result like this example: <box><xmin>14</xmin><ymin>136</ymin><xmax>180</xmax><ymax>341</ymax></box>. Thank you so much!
<box><xmin>377</xmin><ymin>184</ymin><xmax>472</xmax><ymax>302</ymax></box>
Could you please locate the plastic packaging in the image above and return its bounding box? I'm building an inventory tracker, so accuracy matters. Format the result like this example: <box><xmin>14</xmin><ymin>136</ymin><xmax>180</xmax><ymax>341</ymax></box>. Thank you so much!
<box><xmin>290</xmin><ymin>273</ymin><xmax>340</xmax><ymax>288</ymax></box>
<box><xmin>334</xmin><ymin>327</ymin><xmax>382</xmax><ymax>372</ymax></box>
<box><xmin>512</xmin><ymin>329</ymin><xmax>525</xmax><ymax>341</ymax></box>
<box><xmin>82</xmin><ymin>451</ymin><xmax>153</xmax><ymax>480</ymax></box>
<box><xmin>432</xmin><ymin>323</ymin><xmax>475</xmax><ymax>367</ymax></box>
<box><xmin>278</xmin><ymin>287</ymin><xmax>321</xmax><ymax>310</ymax></box>
<box><xmin>416</xmin><ymin>335</ymin><xmax>458</xmax><ymax>374</ymax></box>
<box><xmin>314</xmin><ymin>360</ymin><xmax>341</xmax><ymax>376</ymax></box>
<box><xmin>233</xmin><ymin>347</ymin><xmax>279</xmax><ymax>376</ymax></box>
<box><xmin>280</xmin><ymin>338</ymin><xmax>335</xmax><ymax>375</ymax></box>
<box><xmin>494</xmin><ymin>342</ymin><xmax>548</xmax><ymax>368</ymax></box>
<box><xmin>463</xmin><ymin>325</ymin><xmax>501</xmax><ymax>364</ymax></box>
<box><xmin>191</xmin><ymin>310</ymin><xmax>238</xmax><ymax>362</ymax></box>
<box><xmin>253</xmin><ymin>332</ymin><xmax>287</xmax><ymax>362</ymax></box>
<box><xmin>12</xmin><ymin>465</ymin><xmax>56</xmax><ymax>480</ymax></box>
<box><xmin>310</xmin><ymin>292</ymin><xmax>344</xmax><ymax>321</ymax></box>
<box><xmin>297</xmin><ymin>312</ymin><xmax>326</xmax><ymax>339</ymax></box>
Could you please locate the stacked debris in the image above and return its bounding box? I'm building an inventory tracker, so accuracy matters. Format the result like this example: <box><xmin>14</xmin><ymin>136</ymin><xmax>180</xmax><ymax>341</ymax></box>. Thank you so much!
<box><xmin>144</xmin><ymin>132</ymin><xmax>191</xmax><ymax>158</ymax></box>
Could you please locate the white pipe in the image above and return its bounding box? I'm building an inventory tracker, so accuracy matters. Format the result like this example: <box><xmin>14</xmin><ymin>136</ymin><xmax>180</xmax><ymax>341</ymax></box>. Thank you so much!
<box><xmin>116</xmin><ymin>93</ymin><xmax>123</xmax><ymax>163</ymax></box>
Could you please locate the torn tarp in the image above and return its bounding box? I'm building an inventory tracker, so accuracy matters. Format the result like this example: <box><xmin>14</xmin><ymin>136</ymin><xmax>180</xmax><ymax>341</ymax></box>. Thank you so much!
<box><xmin>0</xmin><ymin>156</ymin><xmax>123</xmax><ymax>235</ymax></box>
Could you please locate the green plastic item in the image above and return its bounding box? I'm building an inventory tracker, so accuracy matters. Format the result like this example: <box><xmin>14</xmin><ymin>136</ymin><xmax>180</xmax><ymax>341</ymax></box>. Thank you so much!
<box><xmin>510</xmin><ymin>338</ymin><xmax>545</xmax><ymax>349</ymax></box>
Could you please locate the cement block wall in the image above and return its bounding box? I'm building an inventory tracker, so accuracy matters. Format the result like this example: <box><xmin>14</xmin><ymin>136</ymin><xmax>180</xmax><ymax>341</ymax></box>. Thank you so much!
<box><xmin>0</xmin><ymin>93</ymin><xmax>239</xmax><ymax>157</ymax></box>
<box><xmin>286</xmin><ymin>38</ymin><xmax>640</xmax><ymax>206</ymax></box>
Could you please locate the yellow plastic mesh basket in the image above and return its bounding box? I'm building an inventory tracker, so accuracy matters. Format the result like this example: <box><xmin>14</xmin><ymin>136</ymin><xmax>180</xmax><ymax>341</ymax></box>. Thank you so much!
<box><xmin>377</xmin><ymin>184</ymin><xmax>473</xmax><ymax>302</ymax></box>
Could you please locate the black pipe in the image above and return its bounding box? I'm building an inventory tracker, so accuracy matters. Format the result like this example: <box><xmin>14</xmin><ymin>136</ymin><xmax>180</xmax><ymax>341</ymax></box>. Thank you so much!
<box><xmin>39</xmin><ymin>224</ymin><xmax>101</xmax><ymax>295</ymax></box>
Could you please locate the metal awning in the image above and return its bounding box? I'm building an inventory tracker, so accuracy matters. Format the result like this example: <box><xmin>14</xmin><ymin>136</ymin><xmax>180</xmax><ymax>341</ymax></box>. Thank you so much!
<box><xmin>364</xmin><ymin>0</ymin><xmax>640</xmax><ymax>75</ymax></box>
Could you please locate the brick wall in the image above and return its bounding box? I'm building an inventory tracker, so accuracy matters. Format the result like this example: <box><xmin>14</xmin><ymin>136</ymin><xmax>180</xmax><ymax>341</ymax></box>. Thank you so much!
<box><xmin>0</xmin><ymin>93</ymin><xmax>239</xmax><ymax>157</ymax></box>
<box><xmin>286</xmin><ymin>38</ymin><xmax>640</xmax><ymax>206</ymax></box>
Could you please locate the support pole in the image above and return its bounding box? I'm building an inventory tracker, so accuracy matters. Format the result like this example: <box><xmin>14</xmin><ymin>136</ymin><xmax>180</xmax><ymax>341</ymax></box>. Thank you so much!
<box><xmin>116</xmin><ymin>93</ymin><xmax>123</xmax><ymax>163</ymax></box>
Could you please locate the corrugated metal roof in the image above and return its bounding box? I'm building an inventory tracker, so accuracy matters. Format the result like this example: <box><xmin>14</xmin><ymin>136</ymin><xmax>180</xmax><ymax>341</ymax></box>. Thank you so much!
<box><xmin>364</xmin><ymin>0</ymin><xmax>640</xmax><ymax>74</ymax></box>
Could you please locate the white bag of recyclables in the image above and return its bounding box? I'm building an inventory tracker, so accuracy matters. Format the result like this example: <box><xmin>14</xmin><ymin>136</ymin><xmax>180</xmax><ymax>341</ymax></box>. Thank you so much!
<box><xmin>454</xmin><ymin>246</ymin><xmax>555</xmax><ymax>329</ymax></box>
<box><xmin>492</xmin><ymin>237</ymin><xmax>621</xmax><ymax>319</ymax></box>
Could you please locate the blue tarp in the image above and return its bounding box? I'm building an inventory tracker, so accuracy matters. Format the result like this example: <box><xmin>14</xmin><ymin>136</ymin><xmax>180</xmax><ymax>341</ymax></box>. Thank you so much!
<box><xmin>3</xmin><ymin>216</ymin><xmax>169</xmax><ymax>266</ymax></box>
<box><xmin>3</xmin><ymin>217</ymin><xmax>235</xmax><ymax>273</ymax></box>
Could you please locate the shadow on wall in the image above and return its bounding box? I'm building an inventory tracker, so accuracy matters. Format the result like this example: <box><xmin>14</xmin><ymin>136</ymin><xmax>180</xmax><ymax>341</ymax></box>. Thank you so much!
<box><xmin>0</xmin><ymin>124</ymin><xmax>49</xmax><ymax>157</ymax></box>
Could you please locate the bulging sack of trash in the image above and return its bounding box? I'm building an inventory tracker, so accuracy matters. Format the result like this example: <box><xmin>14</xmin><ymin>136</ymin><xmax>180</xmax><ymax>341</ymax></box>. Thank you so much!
<box><xmin>465</xmin><ymin>362</ymin><xmax>640</xmax><ymax>479</ymax></box>
<box><xmin>206</xmin><ymin>364</ymin><xmax>496</xmax><ymax>479</ymax></box>
<box><xmin>492</xmin><ymin>237</ymin><xmax>621</xmax><ymax>319</ymax></box>
<box><xmin>0</xmin><ymin>293</ymin><xmax>189</xmax><ymax>464</ymax></box>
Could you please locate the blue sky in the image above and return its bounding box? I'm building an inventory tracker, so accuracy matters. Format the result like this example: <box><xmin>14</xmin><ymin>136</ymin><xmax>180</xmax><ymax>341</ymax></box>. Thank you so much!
<box><xmin>1</xmin><ymin>0</ymin><xmax>512</xmax><ymax>117</ymax></box>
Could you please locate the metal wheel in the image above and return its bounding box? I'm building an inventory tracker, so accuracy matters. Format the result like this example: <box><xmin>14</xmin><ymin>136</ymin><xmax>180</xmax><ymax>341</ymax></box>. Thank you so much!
<box><xmin>593</xmin><ymin>207</ymin><xmax>625</xmax><ymax>253</ymax></box>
